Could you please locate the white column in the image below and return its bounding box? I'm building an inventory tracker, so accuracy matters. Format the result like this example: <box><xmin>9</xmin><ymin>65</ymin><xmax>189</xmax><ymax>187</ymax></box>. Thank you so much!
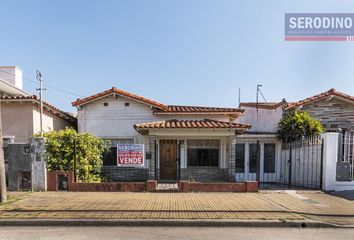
<box><xmin>321</xmin><ymin>132</ymin><xmax>339</xmax><ymax>191</ymax></box>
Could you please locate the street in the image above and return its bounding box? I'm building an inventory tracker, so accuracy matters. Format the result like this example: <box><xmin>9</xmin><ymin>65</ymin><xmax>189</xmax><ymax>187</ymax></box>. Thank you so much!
<box><xmin>0</xmin><ymin>227</ymin><xmax>353</xmax><ymax>240</ymax></box>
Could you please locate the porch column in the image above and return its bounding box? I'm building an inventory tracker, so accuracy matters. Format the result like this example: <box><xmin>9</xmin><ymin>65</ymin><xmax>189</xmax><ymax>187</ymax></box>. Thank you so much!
<box><xmin>227</xmin><ymin>137</ymin><xmax>236</xmax><ymax>182</ymax></box>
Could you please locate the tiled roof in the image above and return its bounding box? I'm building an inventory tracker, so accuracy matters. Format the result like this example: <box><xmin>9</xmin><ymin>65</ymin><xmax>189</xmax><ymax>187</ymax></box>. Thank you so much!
<box><xmin>1</xmin><ymin>95</ymin><xmax>76</xmax><ymax>122</ymax></box>
<box><xmin>72</xmin><ymin>87</ymin><xmax>244</xmax><ymax>115</ymax></box>
<box><xmin>134</xmin><ymin>119</ymin><xmax>251</xmax><ymax>130</ymax></box>
<box><xmin>156</xmin><ymin>105</ymin><xmax>244</xmax><ymax>114</ymax></box>
<box><xmin>284</xmin><ymin>88</ymin><xmax>354</xmax><ymax>110</ymax></box>
<box><xmin>72</xmin><ymin>87</ymin><xmax>168</xmax><ymax>110</ymax></box>
<box><xmin>239</xmin><ymin>102</ymin><xmax>285</xmax><ymax>110</ymax></box>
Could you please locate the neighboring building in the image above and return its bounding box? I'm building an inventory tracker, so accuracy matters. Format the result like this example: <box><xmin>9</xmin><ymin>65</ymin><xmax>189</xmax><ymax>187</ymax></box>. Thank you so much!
<box><xmin>284</xmin><ymin>88</ymin><xmax>354</xmax><ymax>133</ymax></box>
<box><xmin>240</xmin><ymin>88</ymin><xmax>354</xmax><ymax>134</ymax></box>
<box><xmin>0</xmin><ymin>66</ymin><xmax>77</xmax><ymax>184</ymax></box>
<box><xmin>0</xmin><ymin>66</ymin><xmax>77</xmax><ymax>143</ymax></box>
<box><xmin>73</xmin><ymin>87</ymin><xmax>283</xmax><ymax>183</ymax></box>
<box><xmin>1</xmin><ymin>95</ymin><xmax>76</xmax><ymax>142</ymax></box>
<box><xmin>238</xmin><ymin>102</ymin><xmax>284</xmax><ymax>133</ymax></box>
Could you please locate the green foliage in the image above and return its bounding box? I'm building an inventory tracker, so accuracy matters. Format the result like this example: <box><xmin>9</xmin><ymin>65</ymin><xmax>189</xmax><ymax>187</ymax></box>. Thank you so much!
<box><xmin>277</xmin><ymin>111</ymin><xmax>325</xmax><ymax>142</ymax></box>
<box><xmin>38</xmin><ymin>127</ymin><xmax>109</xmax><ymax>182</ymax></box>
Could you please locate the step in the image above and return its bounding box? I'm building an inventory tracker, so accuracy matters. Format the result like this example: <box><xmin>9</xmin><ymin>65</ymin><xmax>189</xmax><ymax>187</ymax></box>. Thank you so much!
<box><xmin>156</xmin><ymin>183</ymin><xmax>180</xmax><ymax>192</ymax></box>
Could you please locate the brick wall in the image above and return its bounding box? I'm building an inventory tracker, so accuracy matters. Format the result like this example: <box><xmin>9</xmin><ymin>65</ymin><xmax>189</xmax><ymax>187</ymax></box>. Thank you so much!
<box><xmin>47</xmin><ymin>171</ymin><xmax>157</xmax><ymax>192</ymax></box>
<box><xmin>102</xmin><ymin>166</ymin><xmax>149</xmax><ymax>182</ymax></box>
<box><xmin>180</xmin><ymin>167</ymin><xmax>228</xmax><ymax>182</ymax></box>
<box><xmin>47</xmin><ymin>171</ymin><xmax>74</xmax><ymax>191</ymax></box>
<box><xmin>179</xmin><ymin>181</ymin><xmax>258</xmax><ymax>192</ymax></box>
<box><xmin>69</xmin><ymin>182</ymin><xmax>147</xmax><ymax>192</ymax></box>
<box><xmin>287</xmin><ymin>98</ymin><xmax>354</xmax><ymax>131</ymax></box>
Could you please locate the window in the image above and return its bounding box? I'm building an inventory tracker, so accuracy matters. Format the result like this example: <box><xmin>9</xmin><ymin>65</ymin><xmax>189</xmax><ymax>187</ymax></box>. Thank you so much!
<box><xmin>124</xmin><ymin>102</ymin><xmax>130</xmax><ymax>107</ymax></box>
<box><xmin>264</xmin><ymin>144</ymin><xmax>276</xmax><ymax>173</ymax></box>
<box><xmin>235</xmin><ymin>144</ymin><xmax>245</xmax><ymax>173</ymax></box>
<box><xmin>102</xmin><ymin>139</ymin><xmax>134</xmax><ymax>166</ymax></box>
<box><xmin>103</xmin><ymin>102</ymin><xmax>108</xmax><ymax>106</ymax></box>
<box><xmin>187</xmin><ymin>140</ymin><xmax>219</xmax><ymax>167</ymax></box>
<box><xmin>249</xmin><ymin>143</ymin><xmax>258</xmax><ymax>173</ymax></box>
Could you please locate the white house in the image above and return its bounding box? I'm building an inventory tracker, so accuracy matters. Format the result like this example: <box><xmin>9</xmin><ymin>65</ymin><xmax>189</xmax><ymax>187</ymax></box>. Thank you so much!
<box><xmin>72</xmin><ymin>87</ymin><xmax>284</xmax><ymax>183</ymax></box>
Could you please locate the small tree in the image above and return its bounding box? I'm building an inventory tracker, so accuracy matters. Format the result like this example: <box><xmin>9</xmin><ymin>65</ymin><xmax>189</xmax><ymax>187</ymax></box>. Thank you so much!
<box><xmin>39</xmin><ymin>127</ymin><xmax>109</xmax><ymax>182</ymax></box>
<box><xmin>277</xmin><ymin>111</ymin><xmax>325</xmax><ymax>142</ymax></box>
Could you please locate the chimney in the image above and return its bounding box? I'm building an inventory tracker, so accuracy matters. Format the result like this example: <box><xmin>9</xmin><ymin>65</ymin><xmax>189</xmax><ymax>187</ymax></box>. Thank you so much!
<box><xmin>0</xmin><ymin>66</ymin><xmax>23</xmax><ymax>90</ymax></box>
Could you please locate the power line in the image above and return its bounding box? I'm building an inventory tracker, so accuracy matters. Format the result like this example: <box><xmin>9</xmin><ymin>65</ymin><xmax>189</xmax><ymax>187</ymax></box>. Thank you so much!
<box><xmin>0</xmin><ymin>69</ymin><xmax>83</xmax><ymax>98</ymax></box>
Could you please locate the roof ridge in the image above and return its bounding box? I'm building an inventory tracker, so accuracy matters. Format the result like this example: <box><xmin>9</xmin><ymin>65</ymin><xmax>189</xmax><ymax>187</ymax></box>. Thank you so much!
<box><xmin>72</xmin><ymin>87</ymin><xmax>168</xmax><ymax>110</ymax></box>
<box><xmin>285</xmin><ymin>88</ymin><xmax>354</xmax><ymax>109</ymax></box>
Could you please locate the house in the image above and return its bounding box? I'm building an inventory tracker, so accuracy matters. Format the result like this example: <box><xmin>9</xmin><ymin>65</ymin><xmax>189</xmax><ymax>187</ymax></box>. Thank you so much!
<box><xmin>72</xmin><ymin>87</ymin><xmax>284</xmax><ymax>183</ymax></box>
<box><xmin>0</xmin><ymin>66</ymin><xmax>77</xmax><ymax>143</ymax></box>
<box><xmin>239</xmin><ymin>88</ymin><xmax>354</xmax><ymax>134</ymax></box>
<box><xmin>284</xmin><ymin>88</ymin><xmax>354</xmax><ymax>133</ymax></box>
<box><xmin>0</xmin><ymin>66</ymin><xmax>77</xmax><ymax>187</ymax></box>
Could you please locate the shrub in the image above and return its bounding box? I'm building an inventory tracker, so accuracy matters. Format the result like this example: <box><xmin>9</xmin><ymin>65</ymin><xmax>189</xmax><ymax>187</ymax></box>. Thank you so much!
<box><xmin>38</xmin><ymin>127</ymin><xmax>109</xmax><ymax>182</ymax></box>
<box><xmin>277</xmin><ymin>111</ymin><xmax>325</xmax><ymax>142</ymax></box>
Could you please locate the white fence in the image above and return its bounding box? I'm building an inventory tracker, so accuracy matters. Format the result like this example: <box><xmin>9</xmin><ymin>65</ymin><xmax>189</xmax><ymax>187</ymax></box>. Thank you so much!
<box><xmin>279</xmin><ymin>136</ymin><xmax>323</xmax><ymax>189</ymax></box>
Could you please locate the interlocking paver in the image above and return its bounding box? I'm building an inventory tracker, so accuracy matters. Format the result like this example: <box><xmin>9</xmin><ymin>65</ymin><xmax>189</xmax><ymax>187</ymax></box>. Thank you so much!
<box><xmin>0</xmin><ymin>191</ymin><xmax>353</xmax><ymax>225</ymax></box>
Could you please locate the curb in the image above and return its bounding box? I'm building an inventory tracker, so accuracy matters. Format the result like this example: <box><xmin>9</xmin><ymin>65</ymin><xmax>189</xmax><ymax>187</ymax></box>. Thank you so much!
<box><xmin>0</xmin><ymin>219</ymin><xmax>352</xmax><ymax>228</ymax></box>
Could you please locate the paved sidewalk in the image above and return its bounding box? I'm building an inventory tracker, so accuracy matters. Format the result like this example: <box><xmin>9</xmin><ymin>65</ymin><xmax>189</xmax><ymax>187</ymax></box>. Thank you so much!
<box><xmin>0</xmin><ymin>191</ymin><xmax>354</xmax><ymax>226</ymax></box>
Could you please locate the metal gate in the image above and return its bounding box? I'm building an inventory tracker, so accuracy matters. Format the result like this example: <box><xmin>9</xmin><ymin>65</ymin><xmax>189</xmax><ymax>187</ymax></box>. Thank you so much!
<box><xmin>337</xmin><ymin>131</ymin><xmax>354</xmax><ymax>181</ymax></box>
<box><xmin>279</xmin><ymin>135</ymin><xmax>323</xmax><ymax>189</ymax></box>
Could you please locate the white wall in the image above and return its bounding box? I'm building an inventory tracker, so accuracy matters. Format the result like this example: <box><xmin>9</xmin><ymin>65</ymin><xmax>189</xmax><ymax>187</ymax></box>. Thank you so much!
<box><xmin>78</xmin><ymin>94</ymin><xmax>231</xmax><ymax>139</ymax></box>
<box><xmin>321</xmin><ymin>133</ymin><xmax>339</xmax><ymax>191</ymax></box>
<box><xmin>237</xmin><ymin>107</ymin><xmax>283</xmax><ymax>133</ymax></box>
<box><xmin>0</xmin><ymin>66</ymin><xmax>23</xmax><ymax>90</ymax></box>
<box><xmin>32</xmin><ymin>105</ymin><xmax>75</xmax><ymax>135</ymax></box>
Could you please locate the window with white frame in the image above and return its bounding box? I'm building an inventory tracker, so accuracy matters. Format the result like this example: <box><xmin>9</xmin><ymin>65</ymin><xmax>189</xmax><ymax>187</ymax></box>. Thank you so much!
<box><xmin>235</xmin><ymin>143</ymin><xmax>245</xmax><ymax>173</ymax></box>
<box><xmin>264</xmin><ymin>143</ymin><xmax>276</xmax><ymax>173</ymax></box>
<box><xmin>249</xmin><ymin>143</ymin><xmax>258</xmax><ymax>173</ymax></box>
<box><xmin>187</xmin><ymin>139</ymin><xmax>220</xmax><ymax>167</ymax></box>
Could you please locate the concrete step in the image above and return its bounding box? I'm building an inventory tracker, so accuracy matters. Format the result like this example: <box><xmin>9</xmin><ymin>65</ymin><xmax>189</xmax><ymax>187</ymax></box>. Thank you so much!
<box><xmin>156</xmin><ymin>183</ymin><xmax>180</xmax><ymax>192</ymax></box>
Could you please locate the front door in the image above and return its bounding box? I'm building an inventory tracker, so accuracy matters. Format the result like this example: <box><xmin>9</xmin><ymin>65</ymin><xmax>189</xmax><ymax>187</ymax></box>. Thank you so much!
<box><xmin>159</xmin><ymin>140</ymin><xmax>177</xmax><ymax>180</ymax></box>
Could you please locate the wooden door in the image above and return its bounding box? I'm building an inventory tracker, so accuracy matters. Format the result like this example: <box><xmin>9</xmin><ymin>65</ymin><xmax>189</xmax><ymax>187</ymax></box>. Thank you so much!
<box><xmin>159</xmin><ymin>140</ymin><xmax>177</xmax><ymax>180</ymax></box>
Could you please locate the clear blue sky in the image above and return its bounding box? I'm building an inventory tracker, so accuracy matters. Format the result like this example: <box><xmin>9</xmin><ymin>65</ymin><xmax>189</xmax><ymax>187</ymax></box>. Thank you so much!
<box><xmin>1</xmin><ymin>0</ymin><xmax>354</xmax><ymax>112</ymax></box>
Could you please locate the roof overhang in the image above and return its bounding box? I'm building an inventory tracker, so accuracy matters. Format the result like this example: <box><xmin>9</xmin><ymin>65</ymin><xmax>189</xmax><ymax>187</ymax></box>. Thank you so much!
<box><xmin>139</xmin><ymin>128</ymin><xmax>246</xmax><ymax>136</ymax></box>
<box><xmin>134</xmin><ymin>119</ymin><xmax>251</xmax><ymax>136</ymax></box>
<box><xmin>72</xmin><ymin>87</ymin><xmax>168</xmax><ymax>110</ymax></box>
<box><xmin>0</xmin><ymin>79</ymin><xmax>31</xmax><ymax>96</ymax></box>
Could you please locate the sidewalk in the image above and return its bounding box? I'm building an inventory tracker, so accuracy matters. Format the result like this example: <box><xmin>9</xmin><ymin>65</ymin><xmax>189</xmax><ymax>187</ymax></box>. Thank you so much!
<box><xmin>0</xmin><ymin>191</ymin><xmax>353</xmax><ymax>227</ymax></box>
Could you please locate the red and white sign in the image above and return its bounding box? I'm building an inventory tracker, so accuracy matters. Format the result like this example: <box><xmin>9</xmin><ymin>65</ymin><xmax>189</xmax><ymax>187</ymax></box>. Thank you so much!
<box><xmin>117</xmin><ymin>144</ymin><xmax>144</xmax><ymax>167</ymax></box>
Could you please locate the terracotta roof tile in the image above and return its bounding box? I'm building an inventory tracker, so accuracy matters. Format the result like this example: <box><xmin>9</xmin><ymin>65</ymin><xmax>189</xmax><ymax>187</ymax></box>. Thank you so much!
<box><xmin>72</xmin><ymin>87</ymin><xmax>168</xmax><ymax>110</ymax></box>
<box><xmin>134</xmin><ymin>119</ymin><xmax>251</xmax><ymax>130</ymax></box>
<box><xmin>284</xmin><ymin>88</ymin><xmax>354</xmax><ymax>110</ymax></box>
<box><xmin>156</xmin><ymin>105</ymin><xmax>244</xmax><ymax>114</ymax></box>
<box><xmin>1</xmin><ymin>95</ymin><xmax>76</xmax><ymax>122</ymax></box>
<box><xmin>72</xmin><ymin>87</ymin><xmax>244</xmax><ymax>115</ymax></box>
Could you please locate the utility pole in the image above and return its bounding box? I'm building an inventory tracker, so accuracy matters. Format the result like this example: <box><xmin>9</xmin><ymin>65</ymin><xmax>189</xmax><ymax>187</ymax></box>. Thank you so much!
<box><xmin>36</xmin><ymin>71</ymin><xmax>46</xmax><ymax>136</ymax></box>
<box><xmin>0</xmin><ymin>93</ymin><xmax>7</xmax><ymax>202</ymax></box>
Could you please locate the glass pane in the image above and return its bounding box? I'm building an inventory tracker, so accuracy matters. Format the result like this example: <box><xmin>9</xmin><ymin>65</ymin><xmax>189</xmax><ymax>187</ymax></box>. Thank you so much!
<box><xmin>187</xmin><ymin>141</ymin><xmax>219</xmax><ymax>167</ymax></box>
<box><xmin>235</xmin><ymin>144</ymin><xmax>245</xmax><ymax>173</ymax></box>
<box><xmin>249</xmin><ymin>143</ymin><xmax>258</xmax><ymax>173</ymax></box>
<box><xmin>102</xmin><ymin>147</ymin><xmax>117</xmax><ymax>166</ymax></box>
<box><xmin>264</xmin><ymin>144</ymin><xmax>276</xmax><ymax>173</ymax></box>
<box><xmin>187</xmin><ymin>139</ymin><xmax>219</xmax><ymax>149</ymax></box>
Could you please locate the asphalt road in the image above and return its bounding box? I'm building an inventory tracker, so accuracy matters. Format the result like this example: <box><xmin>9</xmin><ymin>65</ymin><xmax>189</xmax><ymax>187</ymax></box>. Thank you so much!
<box><xmin>0</xmin><ymin>227</ymin><xmax>353</xmax><ymax>240</ymax></box>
